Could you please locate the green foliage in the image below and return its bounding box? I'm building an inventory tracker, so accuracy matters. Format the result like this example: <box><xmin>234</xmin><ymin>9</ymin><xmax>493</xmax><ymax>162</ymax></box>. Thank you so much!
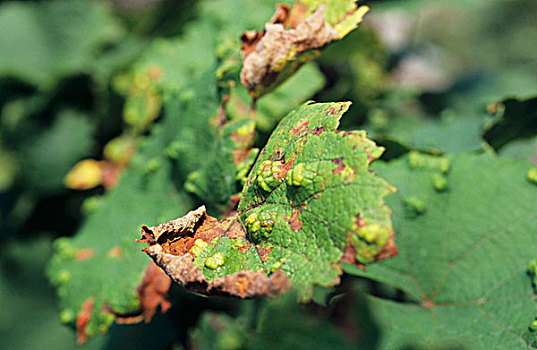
<box><xmin>46</xmin><ymin>65</ymin><xmax>224</xmax><ymax>337</ymax></box>
<box><xmin>185</xmin><ymin>118</ymin><xmax>258</xmax><ymax>210</ymax></box>
<box><xmin>367</xmin><ymin>110</ymin><xmax>485</xmax><ymax>154</ymax></box>
<box><xmin>18</xmin><ymin>110</ymin><xmax>95</xmax><ymax>192</ymax></box>
<box><xmin>0</xmin><ymin>0</ymin><xmax>122</xmax><ymax>91</ymax></box>
<box><xmin>345</xmin><ymin>152</ymin><xmax>537</xmax><ymax>349</ymax></box>
<box><xmin>2</xmin><ymin>0</ymin><xmax>537</xmax><ymax>348</ymax></box>
<box><xmin>190</xmin><ymin>293</ymin><xmax>354</xmax><ymax>350</ymax></box>
<box><xmin>47</xmin><ymin>167</ymin><xmax>190</xmax><ymax>339</ymax></box>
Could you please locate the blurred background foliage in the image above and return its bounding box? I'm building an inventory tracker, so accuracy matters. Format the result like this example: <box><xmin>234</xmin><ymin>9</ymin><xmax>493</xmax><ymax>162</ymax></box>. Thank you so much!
<box><xmin>0</xmin><ymin>0</ymin><xmax>536</xmax><ymax>349</ymax></box>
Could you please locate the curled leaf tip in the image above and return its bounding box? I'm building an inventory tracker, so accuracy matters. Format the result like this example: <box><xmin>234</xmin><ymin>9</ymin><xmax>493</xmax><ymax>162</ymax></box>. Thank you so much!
<box><xmin>240</xmin><ymin>1</ymin><xmax>369</xmax><ymax>98</ymax></box>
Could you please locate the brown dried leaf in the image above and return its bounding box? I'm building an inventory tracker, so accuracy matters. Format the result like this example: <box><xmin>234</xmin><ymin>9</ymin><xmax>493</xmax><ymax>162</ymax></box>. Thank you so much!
<box><xmin>240</xmin><ymin>4</ymin><xmax>336</xmax><ymax>98</ymax></box>
<box><xmin>141</xmin><ymin>206</ymin><xmax>291</xmax><ymax>298</ymax></box>
<box><xmin>136</xmin><ymin>262</ymin><xmax>172</xmax><ymax>322</ymax></box>
<box><xmin>139</xmin><ymin>205</ymin><xmax>206</xmax><ymax>244</ymax></box>
<box><xmin>240</xmin><ymin>2</ymin><xmax>368</xmax><ymax>97</ymax></box>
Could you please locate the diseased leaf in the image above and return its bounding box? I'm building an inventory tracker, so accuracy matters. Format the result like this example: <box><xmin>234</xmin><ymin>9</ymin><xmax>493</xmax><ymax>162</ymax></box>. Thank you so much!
<box><xmin>45</xmin><ymin>68</ymin><xmax>223</xmax><ymax>343</ymax></box>
<box><xmin>346</xmin><ymin>152</ymin><xmax>537</xmax><ymax>349</ymax></box>
<box><xmin>240</xmin><ymin>1</ymin><xmax>369</xmax><ymax>98</ymax></box>
<box><xmin>47</xmin><ymin>167</ymin><xmax>189</xmax><ymax>343</ymax></box>
<box><xmin>141</xmin><ymin>102</ymin><xmax>396</xmax><ymax>299</ymax></box>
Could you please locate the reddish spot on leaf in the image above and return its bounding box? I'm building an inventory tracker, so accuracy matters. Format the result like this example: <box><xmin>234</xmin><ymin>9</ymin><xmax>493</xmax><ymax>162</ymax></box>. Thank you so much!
<box><xmin>100</xmin><ymin>161</ymin><xmax>120</xmax><ymax>189</ymax></box>
<box><xmin>311</xmin><ymin>126</ymin><xmax>325</xmax><ymax>135</ymax></box>
<box><xmin>76</xmin><ymin>248</ymin><xmax>95</xmax><ymax>261</ymax></box>
<box><xmin>76</xmin><ymin>297</ymin><xmax>95</xmax><ymax>344</ymax></box>
<box><xmin>227</xmin><ymin>220</ymin><xmax>247</xmax><ymax>240</ymax></box>
<box><xmin>375</xmin><ymin>233</ymin><xmax>398</xmax><ymax>262</ymax></box>
<box><xmin>332</xmin><ymin>157</ymin><xmax>345</xmax><ymax>175</ymax></box>
<box><xmin>107</xmin><ymin>246</ymin><xmax>122</xmax><ymax>258</ymax></box>
<box><xmin>326</xmin><ymin>103</ymin><xmax>346</xmax><ymax>116</ymax></box>
<box><xmin>340</xmin><ymin>232</ymin><xmax>364</xmax><ymax>269</ymax></box>
<box><xmin>230</xmin><ymin>129</ymin><xmax>254</xmax><ymax>145</ymax></box>
<box><xmin>208</xmin><ymin>269</ymin><xmax>290</xmax><ymax>298</ymax></box>
<box><xmin>147</xmin><ymin>65</ymin><xmax>163</xmax><ymax>81</ymax></box>
<box><xmin>289</xmin><ymin>120</ymin><xmax>310</xmax><ymax>136</ymax></box>
<box><xmin>232</xmin><ymin>148</ymin><xmax>253</xmax><ymax>166</ymax></box>
<box><xmin>289</xmin><ymin>210</ymin><xmax>303</xmax><ymax>231</ymax></box>
<box><xmin>355</xmin><ymin>214</ymin><xmax>368</xmax><ymax>230</ymax></box>
<box><xmin>337</xmin><ymin>131</ymin><xmax>354</xmax><ymax>137</ymax></box>
<box><xmin>256</xmin><ymin>245</ymin><xmax>273</xmax><ymax>263</ymax></box>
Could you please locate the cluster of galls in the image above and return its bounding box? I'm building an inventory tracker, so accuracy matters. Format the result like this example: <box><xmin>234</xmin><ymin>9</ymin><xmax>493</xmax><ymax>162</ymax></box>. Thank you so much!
<box><xmin>354</xmin><ymin>223</ymin><xmax>392</xmax><ymax>264</ymax></box>
<box><xmin>256</xmin><ymin>160</ymin><xmax>317</xmax><ymax>193</ymax></box>
<box><xmin>256</xmin><ymin>160</ymin><xmax>283</xmax><ymax>192</ymax></box>
<box><xmin>245</xmin><ymin>211</ymin><xmax>276</xmax><ymax>242</ymax></box>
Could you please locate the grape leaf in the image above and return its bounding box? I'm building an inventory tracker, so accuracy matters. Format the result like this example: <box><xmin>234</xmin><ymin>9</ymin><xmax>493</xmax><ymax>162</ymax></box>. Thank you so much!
<box><xmin>141</xmin><ymin>101</ymin><xmax>396</xmax><ymax>299</ymax></box>
<box><xmin>45</xmin><ymin>66</ymin><xmax>223</xmax><ymax>342</ymax></box>
<box><xmin>47</xmin><ymin>167</ymin><xmax>190</xmax><ymax>343</ymax></box>
<box><xmin>345</xmin><ymin>152</ymin><xmax>537</xmax><ymax>349</ymax></box>
<box><xmin>185</xmin><ymin>118</ymin><xmax>259</xmax><ymax>212</ymax></box>
<box><xmin>366</xmin><ymin>110</ymin><xmax>485</xmax><ymax>154</ymax></box>
<box><xmin>499</xmin><ymin>136</ymin><xmax>537</xmax><ymax>165</ymax></box>
<box><xmin>240</xmin><ymin>1</ymin><xmax>369</xmax><ymax>98</ymax></box>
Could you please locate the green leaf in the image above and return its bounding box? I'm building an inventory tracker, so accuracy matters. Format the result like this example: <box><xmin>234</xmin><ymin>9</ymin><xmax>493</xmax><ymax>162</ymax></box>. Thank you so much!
<box><xmin>47</xmin><ymin>167</ymin><xmax>190</xmax><ymax>343</ymax></box>
<box><xmin>345</xmin><ymin>152</ymin><xmax>537</xmax><ymax>349</ymax></box>
<box><xmin>0</xmin><ymin>0</ymin><xmax>122</xmax><ymax>91</ymax></box>
<box><xmin>45</xmin><ymin>68</ymin><xmax>223</xmax><ymax>343</ymax></box>
<box><xmin>185</xmin><ymin>118</ymin><xmax>259</xmax><ymax>211</ymax></box>
<box><xmin>499</xmin><ymin>136</ymin><xmax>537</xmax><ymax>165</ymax></box>
<box><xmin>0</xmin><ymin>237</ymin><xmax>83</xmax><ymax>350</ymax></box>
<box><xmin>142</xmin><ymin>101</ymin><xmax>396</xmax><ymax>299</ymax></box>
<box><xmin>366</xmin><ymin>110</ymin><xmax>485</xmax><ymax>154</ymax></box>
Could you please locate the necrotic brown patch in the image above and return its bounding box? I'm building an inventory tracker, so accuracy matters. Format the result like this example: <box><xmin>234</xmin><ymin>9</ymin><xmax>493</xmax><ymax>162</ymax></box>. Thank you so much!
<box><xmin>289</xmin><ymin>210</ymin><xmax>303</xmax><ymax>231</ymax></box>
<box><xmin>256</xmin><ymin>245</ymin><xmax>273</xmax><ymax>263</ymax></box>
